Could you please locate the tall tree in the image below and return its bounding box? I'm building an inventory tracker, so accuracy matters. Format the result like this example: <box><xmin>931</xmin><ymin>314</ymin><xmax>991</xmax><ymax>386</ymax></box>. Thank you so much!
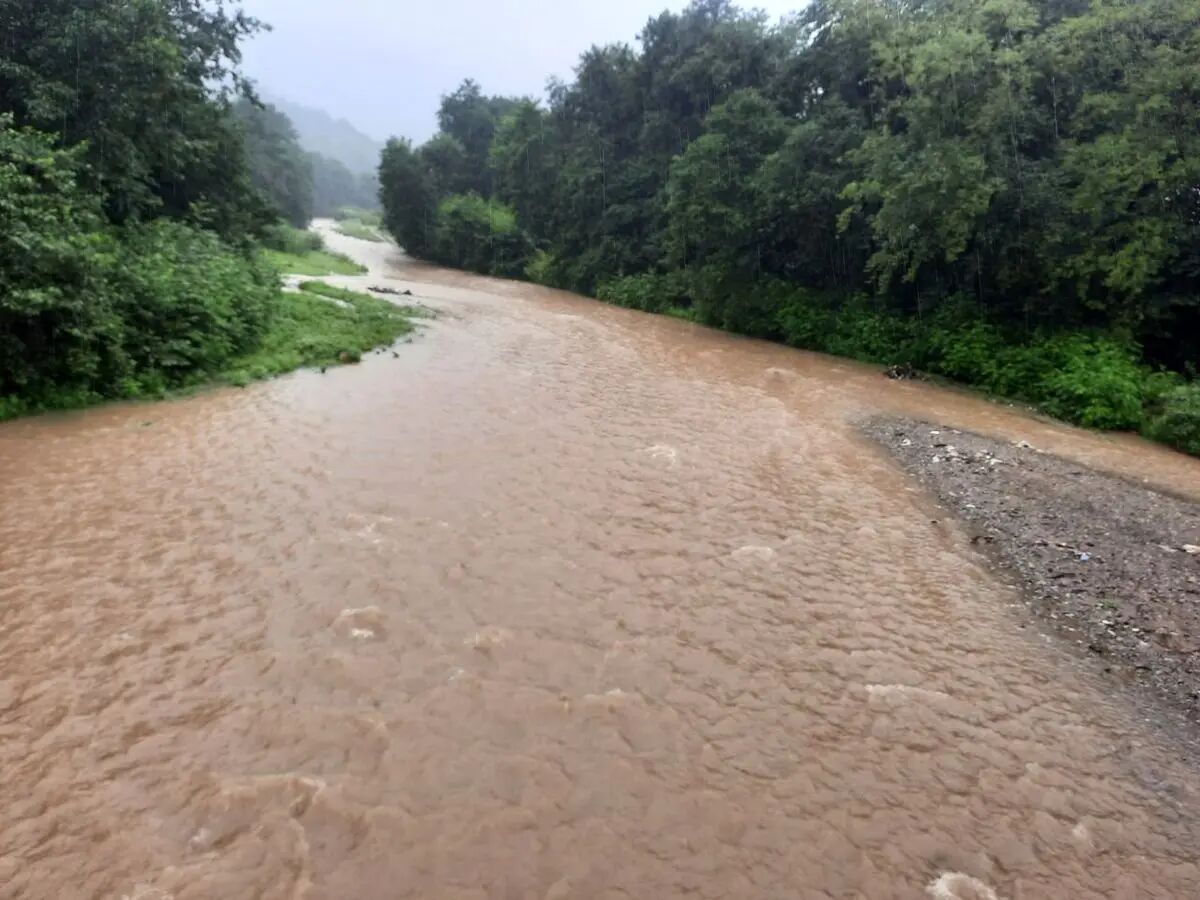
<box><xmin>234</xmin><ymin>99</ymin><xmax>313</xmax><ymax>227</ymax></box>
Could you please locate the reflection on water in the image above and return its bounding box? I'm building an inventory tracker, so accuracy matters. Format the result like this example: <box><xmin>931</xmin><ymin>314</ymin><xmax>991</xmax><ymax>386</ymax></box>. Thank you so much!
<box><xmin>3</xmin><ymin>226</ymin><xmax>1200</xmax><ymax>898</ymax></box>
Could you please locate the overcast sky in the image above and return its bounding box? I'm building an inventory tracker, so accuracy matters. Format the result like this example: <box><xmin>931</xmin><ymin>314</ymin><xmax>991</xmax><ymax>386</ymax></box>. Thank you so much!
<box><xmin>238</xmin><ymin>0</ymin><xmax>801</xmax><ymax>144</ymax></box>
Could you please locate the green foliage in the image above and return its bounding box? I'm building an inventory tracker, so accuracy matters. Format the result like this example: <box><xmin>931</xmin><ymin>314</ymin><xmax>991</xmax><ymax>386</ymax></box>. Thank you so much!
<box><xmin>375</xmin><ymin>0</ymin><xmax>1200</xmax><ymax>453</ymax></box>
<box><xmin>490</xmin><ymin>100</ymin><xmax>556</xmax><ymax>237</ymax></box>
<box><xmin>0</xmin><ymin>120</ymin><xmax>117</xmax><ymax>396</ymax></box>
<box><xmin>334</xmin><ymin>220</ymin><xmax>385</xmax><ymax>243</ymax></box>
<box><xmin>310</xmin><ymin>154</ymin><xmax>380</xmax><ymax>218</ymax></box>
<box><xmin>0</xmin><ymin>0</ymin><xmax>421</xmax><ymax>422</ymax></box>
<box><xmin>0</xmin><ymin>119</ymin><xmax>282</xmax><ymax>412</ymax></box>
<box><xmin>429</xmin><ymin>194</ymin><xmax>533</xmax><ymax>277</ymax></box>
<box><xmin>107</xmin><ymin>221</ymin><xmax>279</xmax><ymax>380</ymax></box>
<box><xmin>436</xmin><ymin>79</ymin><xmax>518</xmax><ymax>195</ymax></box>
<box><xmin>1145</xmin><ymin>385</ymin><xmax>1200</xmax><ymax>456</ymax></box>
<box><xmin>772</xmin><ymin>283</ymin><xmax>1150</xmax><ymax>431</ymax></box>
<box><xmin>379</xmin><ymin>138</ymin><xmax>438</xmax><ymax>257</ymax></box>
<box><xmin>260</xmin><ymin>223</ymin><xmax>365</xmax><ymax>274</ymax></box>
<box><xmin>1024</xmin><ymin>334</ymin><xmax>1146</xmax><ymax>430</ymax></box>
<box><xmin>233</xmin><ymin>99</ymin><xmax>314</xmax><ymax>228</ymax></box>
<box><xmin>335</xmin><ymin>207</ymin><xmax>383</xmax><ymax>226</ymax></box>
<box><xmin>524</xmin><ymin>250</ymin><xmax>558</xmax><ymax>286</ymax></box>
<box><xmin>260</xmin><ymin>248</ymin><xmax>366</xmax><ymax>277</ymax></box>
<box><xmin>221</xmin><ymin>282</ymin><xmax>416</xmax><ymax>384</ymax></box>
<box><xmin>0</xmin><ymin>0</ymin><xmax>271</xmax><ymax>236</ymax></box>
<box><xmin>597</xmin><ymin>273</ymin><xmax>692</xmax><ymax>315</ymax></box>
<box><xmin>262</xmin><ymin>223</ymin><xmax>325</xmax><ymax>255</ymax></box>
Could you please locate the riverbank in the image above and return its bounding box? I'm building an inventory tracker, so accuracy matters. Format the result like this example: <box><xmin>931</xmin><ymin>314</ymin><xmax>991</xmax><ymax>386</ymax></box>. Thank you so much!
<box><xmin>0</xmin><ymin>241</ymin><xmax>421</xmax><ymax>421</ymax></box>
<box><xmin>866</xmin><ymin>417</ymin><xmax>1200</xmax><ymax>726</ymax></box>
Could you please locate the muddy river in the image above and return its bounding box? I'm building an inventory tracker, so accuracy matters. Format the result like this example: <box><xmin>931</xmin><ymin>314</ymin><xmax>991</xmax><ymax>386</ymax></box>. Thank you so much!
<box><xmin>4</xmin><ymin>225</ymin><xmax>1200</xmax><ymax>899</ymax></box>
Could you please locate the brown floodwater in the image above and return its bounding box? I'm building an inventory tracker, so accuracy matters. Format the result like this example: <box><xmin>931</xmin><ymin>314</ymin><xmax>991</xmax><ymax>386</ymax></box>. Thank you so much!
<box><xmin>4</xmin><ymin>224</ymin><xmax>1200</xmax><ymax>900</ymax></box>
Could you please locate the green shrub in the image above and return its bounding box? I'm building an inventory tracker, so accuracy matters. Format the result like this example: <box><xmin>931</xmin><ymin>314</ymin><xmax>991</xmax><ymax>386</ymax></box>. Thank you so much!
<box><xmin>1144</xmin><ymin>384</ymin><xmax>1200</xmax><ymax>455</ymax></box>
<box><xmin>1016</xmin><ymin>333</ymin><xmax>1145</xmax><ymax>430</ymax></box>
<box><xmin>1</xmin><ymin>122</ymin><xmax>281</xmax><ymax>410</ymax></box>
<box><xmin>431</xmin><ymin>193</ymin><xmax>534</xmax><ymax>277</ymax></box>
<box><xmin>110</xmin><ymin>221</ymin><xmax>279</xmax><ymax>382</ymax></box>
<box><xmin>524</xmin><ymin>250</ymin><xmax>558</xmax><ymax>286</ymax></box>
<box><xmin>923</xmin><ymin>299</ymin><xmax>1009</xmax><ymax>384</ymax></box>
<box><xmin>0</xmin><ymin>122</ymin><xmax>125</xmax><ymax>397</ymax></box>
<box><xmin>262</xmin><ymin>222</ymin><xmax>324</xmax><ymax>255</ymax></box>
<box><xmin>774</xmin><ymin>284</ymin><xmax>838</xmax><ymax>350</ymax></box>
<box><xmin>823</xmin><ymin>295</ymin><xmax>920</xmax><ymax>364</ymax></box>
<box><xmin>597</xmin><ymin>272</ymin><xmax>692</xmax><ymax>314</ymax></box>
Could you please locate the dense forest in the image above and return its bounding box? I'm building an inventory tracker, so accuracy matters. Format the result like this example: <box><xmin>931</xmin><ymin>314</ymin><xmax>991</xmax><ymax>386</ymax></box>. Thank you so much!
<box><xmin>379</xmin><ymin>0</ymin><xmax>1200</xmax><ymax>455</ymax></box>
<box><xmin>0</xmin><ymin>0</ymin><xmax>381</xmax><ymax>417</ymax></box>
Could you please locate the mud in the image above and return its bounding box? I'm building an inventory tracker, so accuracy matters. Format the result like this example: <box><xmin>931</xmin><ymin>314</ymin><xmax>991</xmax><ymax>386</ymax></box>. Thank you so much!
<box><xmin>3</xmin><ymin>225</ymin><xmax>1200</xmax><ymax>898</ymax></box>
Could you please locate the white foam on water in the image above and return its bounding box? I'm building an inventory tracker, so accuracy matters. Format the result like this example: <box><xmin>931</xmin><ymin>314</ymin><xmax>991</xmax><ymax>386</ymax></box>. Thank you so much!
<box><xmin>464</xmin><ymin>625</ymin><xmax>513</xmax><ymax>650</ymax></box>
<box><xmin>334</xmin><ymin>606</ymin><xmax>387</xmax><ymax>640</ymax></box>
<box><xmin>122</xmin><ymin>887</ymin><xmax>174</xmax><ymax>900</ymax></box>
<box><xmin>731</xmin><ymin>544</ymin><xmax>776</xmax><ymax>562</ymax></box>
<box><xmin>1072</xmin><ymin>820</ymin><xmax>1094</xmax><ymax>850</ymax></box>
<box><xmin>641</xmin><ymin>444</ymin><xmax>678</xmax><ymax>466</ymax></box>
<box><xmin>866</xmin><ymin>683</ymin><xmax>951</xmax><ymax>702</ymax></box>
<box><xmin>582</xmin><ymin>687</ymin><xmax>641</xmax><ymax>710</ymax></box>
<box><xmin>926</xmin><ymin>872</ymin><xmax>1002</xmax><ymax>900</ymax></box>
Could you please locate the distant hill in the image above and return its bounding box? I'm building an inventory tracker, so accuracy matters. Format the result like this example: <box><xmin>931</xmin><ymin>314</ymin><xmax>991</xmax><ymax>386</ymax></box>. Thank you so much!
<box><xmin>266</xmin><ymin>95</ymin><xmax>383</xmax><ymax>176</ymax></box>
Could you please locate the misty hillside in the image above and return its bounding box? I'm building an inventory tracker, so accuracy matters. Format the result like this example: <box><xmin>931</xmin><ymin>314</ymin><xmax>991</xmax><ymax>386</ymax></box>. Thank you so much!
<box><xmin>267</xmin><ymin>95</ymin><xmax>383</xmax><ymax>176</ymax></box>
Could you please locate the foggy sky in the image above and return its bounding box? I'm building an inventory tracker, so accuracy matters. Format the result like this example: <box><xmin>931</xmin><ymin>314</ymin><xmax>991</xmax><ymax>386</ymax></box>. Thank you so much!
<box><xmin>239</xmin><ymin>0</ymin><xmax>800</xmax><ymax>144</ymax></box>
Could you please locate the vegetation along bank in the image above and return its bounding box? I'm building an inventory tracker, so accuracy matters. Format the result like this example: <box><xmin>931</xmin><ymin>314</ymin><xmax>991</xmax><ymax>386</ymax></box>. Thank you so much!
<box><xmin>0</xmin><ymin>0</ymin><xmax>392</xmax><ymax>421</ymax></box>
<box><xmin>378</xmin><ymin>0</ymin><xmax>1200</xmax><ymax>457</ymax></box>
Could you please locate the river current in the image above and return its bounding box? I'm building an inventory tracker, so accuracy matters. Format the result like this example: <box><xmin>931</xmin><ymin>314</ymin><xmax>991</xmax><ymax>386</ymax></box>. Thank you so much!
<box><xmin>3</xmin><ymin>225</ymin><xmax>1200</xmax><ymax>898</ymax></box>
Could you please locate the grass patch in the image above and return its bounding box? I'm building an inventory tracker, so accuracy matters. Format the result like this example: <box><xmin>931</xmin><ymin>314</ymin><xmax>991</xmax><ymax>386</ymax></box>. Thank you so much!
<box><xmin>297</xmin><ymin>280</ymin><xmax>430</xmax><ymax>318</ymax></box>
<box><xmin>334</xmin><ymin>219</ymin><xmax>386</xmax><ymax>243</ymax></box>
<box><xmin>335</xmin><ymin>207</ymin><xmax>383</xmax><ymax>227</ymax></box>
<box><xmin>261</xmin><ymin>247</ymin><xmax>367</xmax><ymax>276</ymax></box>
<box><xmin>220</xmin><ymin>281</ymin><xmax>418</xmax><ymax>384</ymax></box>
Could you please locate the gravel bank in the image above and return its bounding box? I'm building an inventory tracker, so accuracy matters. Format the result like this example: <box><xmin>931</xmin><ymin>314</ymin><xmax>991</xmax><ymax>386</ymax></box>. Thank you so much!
<box><xmin>866</xmin><ymin>417</ymin><xmax>1200</xmax><ymax>725</ymax></box>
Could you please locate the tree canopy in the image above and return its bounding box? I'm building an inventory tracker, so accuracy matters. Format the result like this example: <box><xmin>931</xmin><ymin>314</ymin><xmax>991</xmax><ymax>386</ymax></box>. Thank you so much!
<box><xmin>379</xmin><ymin>0</ymin><xmax>1200</xmax><ymax>453</ymax></box>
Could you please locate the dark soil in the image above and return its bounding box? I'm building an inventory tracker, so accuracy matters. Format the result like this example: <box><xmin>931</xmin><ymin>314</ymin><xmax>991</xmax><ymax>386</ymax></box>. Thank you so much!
<box><xmin>865</xmin><ymin>417</ymin><xmax>1200</xmax><ymax>726</ymax></box>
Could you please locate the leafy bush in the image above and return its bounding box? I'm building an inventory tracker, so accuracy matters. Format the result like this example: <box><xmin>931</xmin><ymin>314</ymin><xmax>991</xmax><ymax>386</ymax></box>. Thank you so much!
<box><xmin>1026</xmin><ymin>334</ymin><xmax>1146</xmax><ymax>430</ymax></box>
<box><xmin>923</xmin><ymin>300</ymin><xmax>1008</xmax><ymax>384</ymax></box>
<box><xmin>431</xmin><ymin>193</ymin><xmax>534</xmax><ymax>277</ymax></box>
<box><xmin>524</xmin><ymin>250</ymin><xmax>558</xmax><ymax>286</ymax></box>
<box><xmin>824</xmin><ymin>295</ymin><xmax>921</xmax><ymax>364</ymax></box>
<box><xmin>774</xmin><ymin>284</ymin><xmax>839</xmax><ymax>350</ymax></box>
<box><xmin>0</xmin><ymin>121</ymin><xmax>124</xmax><ymax>398</ymax></box>
<box><xmin>1144</xmin><ymin>384</ymin><xmax>1200</xmax><ymax>456</ymax></box>
<box><xmin>109</xmin><ymin>221</ymin><xmax>279</xmax><ymax>381</ymax></box>
<box><xmin>597</xmin><ymin>272</ymin><xmax>691</xmax><ymax>314</ymax></box>
<box><xmin>262</xmin><ymin>222</ymin><xmax>324</xmax><ymax>254</ymax></box>
<box><xmin>0</xmin><ymin>122</ymin><xmax>285</xmax><ymax>417</ymax></box>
